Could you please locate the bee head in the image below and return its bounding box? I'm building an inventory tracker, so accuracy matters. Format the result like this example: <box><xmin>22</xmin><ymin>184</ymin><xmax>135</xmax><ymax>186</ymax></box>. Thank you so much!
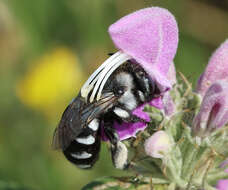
<box><xmin>101</xmin><ymin>61</ymin><xmax>160</xmax><ymax>111</ymax></box>
<box><xmin>132</xmin><ymin>65</ymin><xmax>160</xmax><ymax>102</ymax></box>
<box><xmin>111</xmin><ymin>72</ymin><xmax>137</xmax><ymax>110</ymax></box>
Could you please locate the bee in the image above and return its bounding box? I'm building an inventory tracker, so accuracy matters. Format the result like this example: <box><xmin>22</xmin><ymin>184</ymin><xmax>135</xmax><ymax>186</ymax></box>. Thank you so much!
<box><xmin>52</xmin><ymin>52</ymin><xmax>160</xmax><ymax>170</ymax></box>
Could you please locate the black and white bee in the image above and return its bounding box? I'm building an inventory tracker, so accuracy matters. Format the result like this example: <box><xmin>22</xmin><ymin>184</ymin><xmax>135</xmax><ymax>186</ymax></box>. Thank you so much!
<box><xmin>52</xmin><ymin>51</ymin><xmax>160</xmax><ymax>170</ymax></box>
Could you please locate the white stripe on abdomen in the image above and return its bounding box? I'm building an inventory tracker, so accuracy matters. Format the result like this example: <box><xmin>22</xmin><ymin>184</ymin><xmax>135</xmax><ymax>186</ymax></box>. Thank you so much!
<box><xmin>71</xmin><ymin>151</ymin><xmax>92</xmax><ymax>159</ymax></box>
<box><xmin>76</xmin><ymin>135</ymin><xmax>95</xmax><ymax>145</ymax></box>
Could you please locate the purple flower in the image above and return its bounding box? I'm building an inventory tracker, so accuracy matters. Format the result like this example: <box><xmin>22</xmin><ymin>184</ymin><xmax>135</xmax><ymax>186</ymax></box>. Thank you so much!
<box><xmin>86</xmin><ymin>7</ymin><xmax>178</xmax><ymax>141</ymax></box>
<box><xmin>193</xmin><ymin>80</ymin><xmax>228</xmax><ymax>137</ymax></box>
<box><xmin>109</xmin><ymin>8</ymin><xmax>178</xmax><ymax>140</ymax></box>
<box><xmin>144</xmin><ymin>131</ymin><xmax>172</xmax><ymax>158</ymax></box>
<box><xmin>196</xmin><ymin>40</ymin><xmax>228</xmax><ymax>97</ymax></box>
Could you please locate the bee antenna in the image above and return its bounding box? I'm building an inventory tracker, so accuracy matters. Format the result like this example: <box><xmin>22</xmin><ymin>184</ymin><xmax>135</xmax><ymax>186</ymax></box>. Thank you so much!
<box><xmin>89</xmin><ymin>52</ymin><xmax>131</xmax><ymax>103</ymax></box>
<box><xmin>81</xmin><ymin>51</ymin><xmax>122</xmax><ymax>100</ymax></box>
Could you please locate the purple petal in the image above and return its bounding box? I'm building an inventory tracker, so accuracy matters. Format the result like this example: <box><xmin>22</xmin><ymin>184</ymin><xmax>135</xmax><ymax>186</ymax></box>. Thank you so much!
<box><xmin>114</xmin><ymin>104</ymin><xmax>151</xmax><ymax>140</ymax></box>
<box><xmin>113</xmin><ymin>121</ymin><xmax>147</xmax><ymax>140</ymax></box>
<box><xmin>148</xmin><ymin>96</ymin><xmax>164</xmax><ymax>109</ymax></box>
<box><xmin>101</xmin><ymin>104</ymin><xmax>151</xmax><ymax>141</ymax></box>
<box><xmin>193</xmin><ymin>80</ymin><xmax>228</xmax><ymax>137</ymax></box>
<box><xmin>132</xmin><ymin>104</ymin><xmax>151</xmax><ymax>121</ymax></box>
<box><xmin>109</xmin><ymin>7</ymin><xmax>178</xmax><ymax>94</ymax></box>
<box><xmin>216</xmin><ymin>180</ymin><xmax>228</xmax><ymax>190</ymax></box>
<box><xmin>196</xmin><ymin>39</ymin><xmax>228</xmax><ymax>97</ymax></box>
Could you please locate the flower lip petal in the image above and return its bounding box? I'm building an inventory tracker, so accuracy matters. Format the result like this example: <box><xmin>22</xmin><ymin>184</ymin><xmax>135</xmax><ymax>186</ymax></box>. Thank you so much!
<box><xmin>109</xmin><ymin>7</ymin><xmax>179</xmax><ymax>94</ymax></box>
<box><xmin>113</xmin><ymin>121</ymin><xmax>147</xmax><ymax>140</ymax></box>
<box><xmin>196</xmin><ymin>39</ymin><xmax>228</xmax><ymax>97</ymax></box>
<box><xmin>101</xmin><ymin>104</ymin><xmax>151</xmax><ymax>141</ymax></box>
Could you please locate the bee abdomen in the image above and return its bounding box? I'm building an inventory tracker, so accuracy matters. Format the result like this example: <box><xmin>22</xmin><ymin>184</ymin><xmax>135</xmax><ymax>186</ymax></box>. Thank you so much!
<box><xmin>63</xmin><ymin>137</ymin><xmax>101</xmax><ymax>169</ymax></box>
<box><xmin>63</xmin><ymin>119</ymin><xmax>101</xmax><ymax>169</ymax></box>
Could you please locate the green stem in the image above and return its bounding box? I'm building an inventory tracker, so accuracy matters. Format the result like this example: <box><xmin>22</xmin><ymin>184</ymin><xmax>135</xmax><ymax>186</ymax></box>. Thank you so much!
<box><xmin>166</xmin><ymin>156</ymin><xmax>187</xmax><ymax>188</ymax></box>
<box><xmin>182</xmin><ymin>143</ymin><xmax>198</xmax><ymax>180</ymax></box>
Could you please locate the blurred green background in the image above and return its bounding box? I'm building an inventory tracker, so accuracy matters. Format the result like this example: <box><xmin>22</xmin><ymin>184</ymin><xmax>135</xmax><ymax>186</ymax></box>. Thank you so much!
<box><xmin>0</xmin><ymin>0</ymin><xmax>227</xmax><ymax>189</ymax></box>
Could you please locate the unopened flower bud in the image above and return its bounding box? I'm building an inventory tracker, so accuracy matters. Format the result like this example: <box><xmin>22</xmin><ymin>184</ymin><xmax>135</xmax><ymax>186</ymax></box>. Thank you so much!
<box><xmin>144</xmin><ymin>131</ymin><xmax>172</xmax><ymax>158</ymax></box>
<box><xmin>193</xmin><ymin>80</ymin><xmax>228</xmax><ymax>137</ymax></box>
<box><xmin>196</xmin><ymin>40</ymin><xmax>228</xmax><ymax>97</ymax></box>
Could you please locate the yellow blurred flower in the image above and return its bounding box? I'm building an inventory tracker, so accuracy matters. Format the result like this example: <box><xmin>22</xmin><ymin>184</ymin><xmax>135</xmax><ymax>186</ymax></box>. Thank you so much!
<box><xmin>16</xmin><ymin>47</ymin><xmax>85</xmax><ymax>119</ymax></box>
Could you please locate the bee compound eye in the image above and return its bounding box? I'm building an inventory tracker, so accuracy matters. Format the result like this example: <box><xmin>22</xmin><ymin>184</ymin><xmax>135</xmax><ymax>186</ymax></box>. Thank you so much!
<box><xmin>117</xmin><ymin>89</ymin><xmax>124</xmax><ymax>95</ymax></box>
<box><xmin>136</xmin><ymin>70</ymin><xmax>145</xmax><ymax>78</ymax></box>
<box><xmin>139</xmin><ymin>71</ymin><xmax>144</xmax><ymax>76</ymax></box>
<box><xmin>114</xmin><ymin>87</ymin><xmax>125</xmax><ymax>96</ymax></box>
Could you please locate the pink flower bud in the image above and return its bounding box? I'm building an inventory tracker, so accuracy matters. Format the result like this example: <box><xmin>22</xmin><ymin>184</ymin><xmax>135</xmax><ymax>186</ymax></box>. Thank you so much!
<box><xmin>193</xmin><ymin>80</ymin><xmax>228</xmax><ymax>137</ymax></box>
<box><xmin>196</xmin><ymin>40</ymin><xmax>228</xmax><ymax>97</ymax></box>
<box><xmin>144</xmin><ymin>131</ymin><xmax>172</xmax><ymax>158</ymax></box>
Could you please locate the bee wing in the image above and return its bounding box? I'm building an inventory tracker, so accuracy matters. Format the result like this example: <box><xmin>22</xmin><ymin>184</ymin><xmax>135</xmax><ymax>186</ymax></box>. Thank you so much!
<box><xmin>52</xmin><ymin>93</ymin><xmax>117</xmax><ymax>150</ymax></box>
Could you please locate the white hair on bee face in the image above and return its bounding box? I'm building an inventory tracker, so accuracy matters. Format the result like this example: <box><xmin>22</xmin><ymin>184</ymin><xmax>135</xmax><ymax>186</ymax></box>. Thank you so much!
<box><xmin>81</xmin><ymin>51</ymin><xmax>131</xmax><ymax>102</ymax></box>
<box><xmin>115</xmin><ymin>72</ymin><xmax>137</xmax><ymax>110</ymax></box>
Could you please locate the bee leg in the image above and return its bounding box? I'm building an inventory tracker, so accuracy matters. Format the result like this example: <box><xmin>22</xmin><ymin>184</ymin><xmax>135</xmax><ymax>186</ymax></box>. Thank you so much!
<box><xmin>103</xmin><ymin>124</ymin><xmax>119</xmax><ymax>145</ymax></box>
<box><xmin>103</xmin><ymin>123</ymin><xmax>129</xmax><ymax>170</ymax></box>
<box><xmin>126</xmin><ymin>114</ymin><xmax>148</xmax><ymax>123</ymax></box>
<box><xmin>111</xmin><ymin>141</ymin><xmax>129</xmax><ymax>170</ymax></box>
